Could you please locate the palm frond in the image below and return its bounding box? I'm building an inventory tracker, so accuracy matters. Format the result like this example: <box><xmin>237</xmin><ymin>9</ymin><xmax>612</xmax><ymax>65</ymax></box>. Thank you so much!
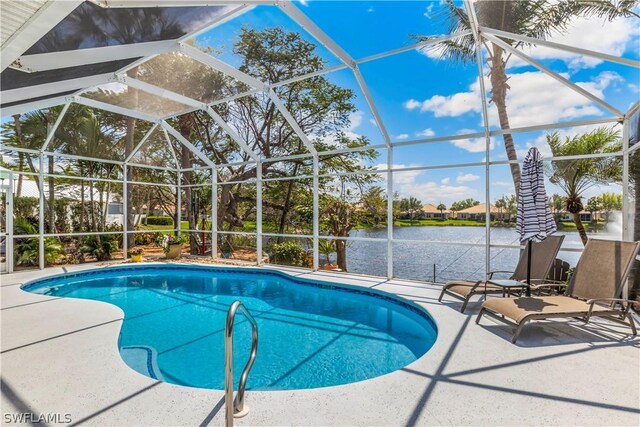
<box><xmin>419</xmin><ymin>35</ymin><xmax>477</xmax><ymax>65</ymax></box>
<box><xmin>413</xmin><ymin>0</ymin><xmax>476</xmax><ymax>65</ymax></box>
<box><xmin>525</xmin><ymin>0</ymin><xmax>639</xmax><ymax>40</ymax></box>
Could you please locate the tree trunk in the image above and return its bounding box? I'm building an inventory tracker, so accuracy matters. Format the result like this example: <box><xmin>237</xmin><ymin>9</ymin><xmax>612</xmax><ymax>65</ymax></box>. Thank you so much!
<box><xmin>489</xmin><ymin>43</ymin><xmax>521</xmax><ymax>195</ymax></box>
<box><xmin>335</xmin><ymin>239</ymin><xmax>347</xmax><ymax>272</ymax></box>
<box><xmin>573</xmin><ymin>212</ymin><xmax>588</xmax><ymax>245</ymax></box>
<box><xmin>277</xmin><ymin>175</ymin><xmax>297</xmax><ymax>243</ymax></box>
<box><xmin>16</xmin><ymin>152</ymin><xmax>23</xmax><ymax>198</ymax></box>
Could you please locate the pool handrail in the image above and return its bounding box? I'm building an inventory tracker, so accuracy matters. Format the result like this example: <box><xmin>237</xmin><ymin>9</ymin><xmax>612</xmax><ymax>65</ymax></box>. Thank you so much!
<box><xmin>224</xmin><ymin>300</ymin><xmax>259</xmax><ymax>427</ymax></box>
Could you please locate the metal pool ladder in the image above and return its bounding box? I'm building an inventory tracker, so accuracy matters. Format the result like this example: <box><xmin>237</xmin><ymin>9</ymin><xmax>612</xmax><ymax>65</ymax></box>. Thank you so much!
<box><xmin>224</xmin><ymin>300</ymin><xmax>259</xmax><ymax>427</ymax></box>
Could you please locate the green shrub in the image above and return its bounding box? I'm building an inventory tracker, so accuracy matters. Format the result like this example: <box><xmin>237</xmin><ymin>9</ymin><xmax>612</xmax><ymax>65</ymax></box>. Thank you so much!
<box><xmin>79</xmin><ymin>223</ymin><xmax>122</xmax><ymax>261</ymax></box>
<box><xmin>134</xmin><ymin>227</ymin><xmax>161</xmax><ymax>245</ymax></box>
<box><xmin>13</xmin><ymin>218</ymin><xmax>63</xmax><ymax>266</ymax></box>
<box><xmin>270</xmin><ymin>241</ymin><xmax>307</xmax><ymax>267</ymax></box>
<box><xmin>14</xmin><ymin>197</ymin><xmax>39</xmax><ymax>222</ymax></box>
<box><xmin>146</xmin><ymin>216</ymin><xmax>174</xmax><ymax>226</ymax></box>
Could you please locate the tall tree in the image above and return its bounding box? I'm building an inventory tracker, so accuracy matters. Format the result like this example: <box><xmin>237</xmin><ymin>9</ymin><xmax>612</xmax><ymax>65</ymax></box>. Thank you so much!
<box><xmin>420</xmin><ymin>0</ymin><xmax>639</xmax><ymax>194</ymax></box>
<box><xmin>546</xmin><ymin>128</ymin><xmax>622</xmax><ymax>244</ymax></box>
<box><xmin>399</xmin><ymin>197</ymin><xmax>423</xmax><ymax>224</ymax></box>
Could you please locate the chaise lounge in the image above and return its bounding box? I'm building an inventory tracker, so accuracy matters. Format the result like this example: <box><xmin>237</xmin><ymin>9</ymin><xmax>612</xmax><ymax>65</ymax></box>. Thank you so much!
<box><xmin>476</xmin><ymin>239</ymin><xmax>640</xmax><ymax>343</ymax></box>
<box><xmin>439</xmin><ymin>235</ymin><xmax>565</xmax><ymax>312</ymax></box>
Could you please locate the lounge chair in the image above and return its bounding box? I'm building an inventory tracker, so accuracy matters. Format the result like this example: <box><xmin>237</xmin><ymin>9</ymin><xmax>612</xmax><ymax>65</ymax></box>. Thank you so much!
<box><xmin>476</xmin><ymin>239</ymin><xmax>640</xmax><ymax>343</ymax></box>
<box><xmin>439</xmin><ymin>235</ymin><xmax>565</xmax><ymax>312</ymax></box>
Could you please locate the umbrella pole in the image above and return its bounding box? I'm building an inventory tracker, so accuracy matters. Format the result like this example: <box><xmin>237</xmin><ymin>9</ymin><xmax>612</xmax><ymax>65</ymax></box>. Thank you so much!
<box><xmin>526</xmin><ymin>239</ymin><xmax>532</xmax><ymax>297</ymax></box>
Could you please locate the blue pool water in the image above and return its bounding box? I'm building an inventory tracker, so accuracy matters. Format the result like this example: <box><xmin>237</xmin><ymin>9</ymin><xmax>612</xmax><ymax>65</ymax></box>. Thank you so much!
<box><xmin>23</xmin><ymin>265</ymin><xmax>437</xmax><ymax>390</ymax></box>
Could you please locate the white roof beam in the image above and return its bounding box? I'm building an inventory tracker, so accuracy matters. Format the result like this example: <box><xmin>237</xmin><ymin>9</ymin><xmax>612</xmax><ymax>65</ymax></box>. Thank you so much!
<box><xmin>74</xmin><ymin>95</ymin><xmax>160</xmax><ymax>123</ymax></box>
<box><xmin>14</xmin><ymin>40</ymin><xmax>179</xmax><ymax>73</ymax></box>
<box><xmin>353</xmin><ymin>66</ymin><xmax>391</xmax><ymax>144</ymax></box>
<box><xmin>89</xmin><ymin>0</ymin><xmax>275</xmax><ymax>7</ymax></box>
<box><xmin>118</xmin><ymin>75</ymin><xmax>260</xmax><ymax>161</ymax></box>
<box><xmin>40</xmin><ymin>102</ymin><xmax>71</xmax><ymax>152</ymax></box>
<box><xmin>177</xmin><ymin>4</ymin><xmax>257</xmax><ymax>42</ymax></box>
<box><xmin>1</xmin><ymin>0</ymin><xmax>84</xmax><ymax>72</ymax></box>
<box><xmin>179</xmin><ymin>43</ymin><xmax>268</xmax><ymax>90</ymax></box>
<box><xmin>0</xmin><ymin>94</ymin><xmax>69</xmax><ymax>117</ymax></box>
<box><xmin>480</xmin><ymin>27</ymin><xmax>640</xmax><ymax>69</ymax></box>
<box><xmin>204</xmin><ymin>107</ymin><xmax>260</xmax><ymax>162</ymax></box>
<box><xmin>181</xmin><ymin>42</ymin><xmax>316</xmax><ymax>155</ymax></box>
<box><xmin>118</xmin><ymin>75</ymin><xmax>204</xmax><ymax>108</ymax></box>
<box><xmin>1</xmin><ymin>73</ymin><xmax>117</xmax><ymax>105</ymax></box>
<box><xmin>267</xmin><ymin>89</ymin><xmax>317</xmax><ymax>155</ymax></box>
<box><xmin>278</xmin><ymin>1</ymin><xmax>390</xmax><ymax>146</ymax></box>
<box><xmin>356</xmin><ymin>31</ymin><xmax>473</xmax><ymax>64</ymax></box>
<box><xmin>162</xmin><ymin>120</ymin><xmax>216</xmax><ymax>169</ymax></box>
<box><xmin>483</xmin><ymin>32</ymin><xmax>624</xmax><ymax>118</ymax></box>
<box><xmin>162</xmin><ymin>127</ymin><xmax>181</xmax><ymax>169</ymax></box>
<box><xmin>278</xmin><ymin>1</ymin><xmax>356</xmax><ymax>68</ymax></box>
<box><xmin>124</xmin><ymin>123</ymin><xmax>159</xmax><ymax>163</ymax></box>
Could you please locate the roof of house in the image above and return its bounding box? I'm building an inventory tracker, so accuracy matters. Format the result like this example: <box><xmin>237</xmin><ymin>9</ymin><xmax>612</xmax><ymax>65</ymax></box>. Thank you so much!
<box><xmin>457</xmin><ymin>203</ymin><xmax>499</xmax><ymax>214</ymax></box>
<box><xmin>422</xmin><ymin>203</ymin><xmax>449</xmax><ymax>214</ymax></box>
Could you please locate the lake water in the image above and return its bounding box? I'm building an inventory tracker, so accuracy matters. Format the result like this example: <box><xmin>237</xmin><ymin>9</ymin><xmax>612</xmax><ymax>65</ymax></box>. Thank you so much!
<box><xmin>343</xmin><ymin>221</ymin><xmax>621</xmax><ymax>283</ymax></box>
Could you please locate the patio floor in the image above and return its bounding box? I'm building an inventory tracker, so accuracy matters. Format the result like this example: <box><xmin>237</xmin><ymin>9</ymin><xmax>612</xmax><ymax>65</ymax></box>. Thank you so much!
<box><xmin>1</xmin><ymin>261</ymin><xmax>639</xmax><ymax>426</ymax></box>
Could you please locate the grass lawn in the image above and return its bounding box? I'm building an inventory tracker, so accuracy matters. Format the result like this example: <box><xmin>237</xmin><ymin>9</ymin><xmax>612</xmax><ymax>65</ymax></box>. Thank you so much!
<box><xmin>138</xmin><ymin>221</ymin><xmax>190</xmax><ymax>231</ymax></box>
<box><xmin>394</xmin><ymin>219</ymin><xmax>499</xmax><ymax>227</ymax></box>
<box><xmin>559</xmin><ymin>220</ymin><xmax>605</xmax><ymax>231</ymax></box>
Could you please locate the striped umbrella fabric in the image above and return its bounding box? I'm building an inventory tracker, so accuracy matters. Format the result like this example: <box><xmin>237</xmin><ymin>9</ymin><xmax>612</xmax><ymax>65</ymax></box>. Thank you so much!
<box><xmin>517</xmin><ymin>147</ymin><xmax>557</xmax><ymax>243</ymax></box>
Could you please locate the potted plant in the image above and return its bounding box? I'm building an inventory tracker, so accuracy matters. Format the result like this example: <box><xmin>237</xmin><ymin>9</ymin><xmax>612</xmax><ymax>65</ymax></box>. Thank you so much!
<box><xmin>158</xmin><ymin>234</ymin><xmax>182</xmax><ymax>259</ymax></box>
<box><xmin>219</xmin><ymin>236</ymin><xmax>234</xmax><ymax>259</ymax></box>
<box><xmin>128</xmin><ymin>246</ymin><xmax>145</xmax><ymax>263</ymax></box>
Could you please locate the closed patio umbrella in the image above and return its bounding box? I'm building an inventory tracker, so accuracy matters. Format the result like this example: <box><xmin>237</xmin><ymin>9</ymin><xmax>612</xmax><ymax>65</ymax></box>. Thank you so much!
<box><xmin>517</xmin><ymin>147</ymin><xmax>557</xmax><ymax>296</ymax></box>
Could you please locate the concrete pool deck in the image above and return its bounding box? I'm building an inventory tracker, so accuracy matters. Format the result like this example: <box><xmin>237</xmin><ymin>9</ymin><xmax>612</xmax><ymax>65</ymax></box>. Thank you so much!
<box><xmin>1</xmin><ymin>261</ymin><xmax>639</xmax><ymax>426</ymax></box>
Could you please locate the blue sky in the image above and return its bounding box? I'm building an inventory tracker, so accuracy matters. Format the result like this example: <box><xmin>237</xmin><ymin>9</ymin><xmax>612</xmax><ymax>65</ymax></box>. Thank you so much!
<box><xmin>194</xmin><ymin>1</ymin><xmax>640</xmax><ymax>207</ymax></box>
<box><xmin>3</xmin><ymin>2</ymin><xmax>638</xmax><ymax>209</ymax></box>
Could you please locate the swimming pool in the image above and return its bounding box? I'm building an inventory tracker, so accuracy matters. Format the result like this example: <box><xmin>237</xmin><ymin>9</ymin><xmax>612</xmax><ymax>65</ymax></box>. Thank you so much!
<box><xmin>23</xmin><ymin>265</ymin><xmax>437</xmax><ymax>390</ymax></box>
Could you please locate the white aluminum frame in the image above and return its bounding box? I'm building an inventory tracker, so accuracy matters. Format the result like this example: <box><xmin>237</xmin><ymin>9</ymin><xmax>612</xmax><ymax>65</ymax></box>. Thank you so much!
<box><xmin>1</xmin><ymin>0</ymin><xmax>636</xmax><ymax>280</ymax></box>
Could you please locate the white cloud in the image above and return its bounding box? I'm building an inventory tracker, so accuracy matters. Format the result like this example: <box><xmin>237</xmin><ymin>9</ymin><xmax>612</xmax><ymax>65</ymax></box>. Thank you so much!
<box><xmin>451</xmin><ymin>134</ymin><xmax>495</xmax><ymax>153</ymax></box>
<box><xmin>403</xmin><ymin>99</ymin><xmax>422</xmax><ymax>110</ymax></box>
<box><xmin>494</xmin><ymin>181</ymin><xmax>514</xmax><ymax>187</ymax></box>
<box><xmin>367</xmin><ymin>7</ymin><xmax>374</xmax><ymax>13</ymax></box>
<box><xmin>369</xmin><ymin>118</ymin><xmax>378</xmax><ymax>127</ymax></box>
<box><xmin>347</xmin><ymin>110</ymin><xmax>363</xmax><ymax>131</ymax></box>
<box><xmin>404</xmin><ymin>91</ymin><xmax>481</xmax><ymax>117</ymax></box>
<box><xmin>507</xmin><ymin>16</ymin><xmax>639</xmax><ymax>70</ymax></box>
<box><xmin>375</xmin><ymin>164</ymin><xmax>477</xmax><ymax>204</ymax></box>
<box><xmin>404</xmin><ymin>70</ymin><xmax>621</xmax><ymax>129</ymax></box>
<box><xmin>629</xmin><ymin>83</ymin><xmax>640</xmax><ymax>93</ymax></box>
<box><xmin>456</xmin><ymin>173</ymin><xmax>480</xmax><ymax>183</ymax></box>
<box><xmin>416</xmin><ymin>128</ymin><xmax>435</xmax><ymax>137</ymax></box>
<box><xmin>299</xmin><ymin>0</ymin><xmax>309</xmax><ymax>6</ymax></box>
<box><xmin>395</xmin><ymin>133</ymin><xmax>409</xmax><ymax>140</ymax></box>
<box><xmin>423</xmin><ymin>3</ymin><xmax>435</xmax><ymax>18</ymax></box>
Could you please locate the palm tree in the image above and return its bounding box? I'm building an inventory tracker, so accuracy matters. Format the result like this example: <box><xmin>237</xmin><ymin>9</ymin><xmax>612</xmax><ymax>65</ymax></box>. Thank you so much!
<box><xmin>400</xmin><ymin>197</ymin><xmax>423</xmax><ymax>224</ymax></box>
<box><xmin>546</xmin><ymin>128</ymin><xmax>622</xmax><ymax>245</ymax></box>
<box><xmin>436</xmin><ymin>203</ymin><xmax>447</xmax><ymax>218</ymax></box>
<box><xmin>421</xmin><ymin>0</ymin><xmax>639</xmax><ymax>194</ymax></box>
